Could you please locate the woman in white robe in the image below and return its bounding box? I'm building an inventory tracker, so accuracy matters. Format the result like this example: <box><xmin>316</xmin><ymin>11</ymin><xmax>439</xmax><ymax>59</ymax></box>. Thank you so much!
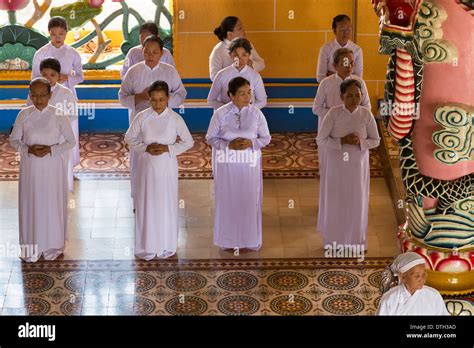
<box><xmin>316</xmin><ymin>79</ymin><xmax>380</xmax><ymax>249</ymax></box>
<box><xmin>121</xmin><ymin>22</ymin><xmax>175</xmax><ymax>79</ymax></box>
<box><xmin>313</xmin><ymin>48</ymin><xmax>371</xmax><ymax>232</ymax></box>
<box><xmin>125</xmin><ymin>80</ymin><xmax>194</xmax><ymax>260</ymax></box>
<box><xmin>27</xmin><ymin>58</ymin><xmax>79</xmax><ymax>192</ymax></box>
<box><xmin>316</xmin><ymin>14</ymin><xmax>363</xmax><ymax>82</ymax></box>
<box><xmin>31</xmin><ymin>17</ymin><xmax>83</xmax><ymax>98</ymax></box>
<box><xmin>209</xmin><ymin>16</ymin><xmax>265</xmax><ymax>81</ymax></box>
<box><xmin>208</xmin><ymin>38</ymin><xmax>267</xmax><ymax>110</ymax></box>
<box><xmin>206</xmin><ymin>77</ymin><xmax>271</xmax><ymax>251</ymax></box>
<box><xmin>119</xmin><ymin>35</ymin><xmax>187</xmax><ymax>204</ymax></box>
<box><xmin>377</xmin><ymin>252</ymin><xmax>450</xmax><ymax>315</ymax></box>
<box><xmin>10</xmin><ymin>78</ymin><xmax>76</xmax><ymax>262</ymax></box>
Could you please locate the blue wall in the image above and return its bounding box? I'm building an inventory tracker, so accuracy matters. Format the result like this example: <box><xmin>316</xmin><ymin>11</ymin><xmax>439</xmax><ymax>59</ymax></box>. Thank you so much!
<box><xmin>0</xmin><ymin>78</ymin><xmax>318</xmax><ymax>133</ymax></box>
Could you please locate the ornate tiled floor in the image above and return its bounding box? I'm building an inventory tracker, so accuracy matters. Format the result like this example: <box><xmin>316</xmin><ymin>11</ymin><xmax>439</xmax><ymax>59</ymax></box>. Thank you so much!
<box><xmin>0</xmin><ymin>258</ymin><xmax>392</xmax><ymax>316</ymax></box>
<box><xmin>0</xmin><ymin>132</ymin><xmax>384</xmax><ymax>180</ymax></box>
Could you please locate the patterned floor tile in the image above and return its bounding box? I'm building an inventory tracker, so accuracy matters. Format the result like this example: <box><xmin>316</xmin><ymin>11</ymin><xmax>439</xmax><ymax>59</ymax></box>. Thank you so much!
<box><xmin>0</xmin><ymin>133</ymin><xmax>384</xmax><ymax>180</ymax></box>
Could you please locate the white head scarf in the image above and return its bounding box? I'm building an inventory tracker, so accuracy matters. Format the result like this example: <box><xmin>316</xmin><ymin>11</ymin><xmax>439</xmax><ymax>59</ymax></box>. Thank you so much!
<box><xmin>390</xmin><ymin>252</ymin><xmax>426</xmax><ymax>276</ymax></box>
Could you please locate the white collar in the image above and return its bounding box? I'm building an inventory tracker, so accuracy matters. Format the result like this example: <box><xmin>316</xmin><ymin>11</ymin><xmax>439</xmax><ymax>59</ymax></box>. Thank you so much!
<box><xmin>342</xmin><ymin>104</ymin><xmax>359</xmax><ymax>114</ymax></box>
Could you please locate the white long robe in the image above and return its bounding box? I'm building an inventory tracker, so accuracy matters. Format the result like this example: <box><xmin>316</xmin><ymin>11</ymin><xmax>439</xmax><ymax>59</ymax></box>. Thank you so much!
<box><xmin>316</xmin><ymin>39</ymin><xmax>363</xmax><ymax>82</ymax></box>
<box><xmin>121</xmin><ymin>46</ymin><xmax>176</xmax><ymax>79</ymax></box>
<box><xmin>125</xmin><ymin>107</ymin><xmax>194</xmax><ymax>260</ymax></box>
<box><xmin>209</xmin><ymin>39</ymin><xmax>265</xmax><ymax>81</ymax></box>
<box><xmin>312</xmin><ymin>74</ymin><xmax>371</xmax><ymax>232</ymax></box>
<box><xmin>9</xmin><ymin>105</ymin><xmax>76</xmax><ymax>262</ymax></box>
<box><xmin>206</xmin><ymin>103</ymin><xmax>271</xmax><ymax>249</ymax></box>
<box><xmin>207</xmin><ymin>64</ymin><xmax>267</xmax><ymax>110</ymax></box>
<box><xmin>27</xmin><ymin>83</ymin><xmax>79</xmax><ymax>191</ymax></box>
<box><xmin>119</xmin><ymin>61</ymin><xmax>187</xmax><ymax>201</ymax></box>
<box><xmin>31</xmin><ymin>43</ymin><xmax>84</xmax><ymax>98</ymax></box>
<box><xmin>377</xmin><ymin>284</ymin><xmax>450</xmax><ymax>315</ymax></box>
<box><xmin>316</xmin><ymin>105</ymin><xmax>380</xmax><ymax>247</ymax></box>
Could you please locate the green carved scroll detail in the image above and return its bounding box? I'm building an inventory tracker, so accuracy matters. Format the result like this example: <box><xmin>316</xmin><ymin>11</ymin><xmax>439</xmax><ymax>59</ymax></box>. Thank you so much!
<box><xmin>50</xmin><ymin>0</ymin><xmax>102</xmax><ymax>29</ymax></box>
<box><xmin>433</xmin><ymin>104</ymin><xmax>474</xmax><ymax>164</ymax></box>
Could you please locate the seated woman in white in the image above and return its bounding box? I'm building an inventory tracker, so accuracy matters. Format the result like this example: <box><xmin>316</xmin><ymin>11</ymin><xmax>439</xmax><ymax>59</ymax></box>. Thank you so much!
<box><xmin>377</xmin><ymin>252</ymin><xmax>450</xmax><ymax>315</ymax></box>
<box><xmin>208</xmin><ymin>38</ymin><xmax>267</xmax><ymax>110</ymax></box>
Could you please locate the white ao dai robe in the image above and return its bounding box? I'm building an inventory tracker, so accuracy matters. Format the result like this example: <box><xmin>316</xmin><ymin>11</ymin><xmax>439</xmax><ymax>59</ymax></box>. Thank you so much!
<box><xmin>121</xmin><ymin>46</ymin><xmax>175</xmax><ymax>79</ymax></box>
<box><xmin>207</xmin><ymin>64</ymin><xmax>267</xmax><ymax>110</ymax></box>
<box><xmin>312</xmin><ymin>74</ymin><xmax>371</xmax><ymax>231</ymax></box>
<box><xmin>125</xmin><ymin>107</ymin><xmax>194</xmax><ymax>260</ymax></box>
<box><xmin>206</xmin><ymin>103</ymin><xmax>271</xmax><ymax>250</ymax></box>
<box><xmin>31</xmin><ymin>43</ymin><xmax>84</xmax><ymax>98</ymax></box>
<box><xmin>9</xmin><ymin>105</ymin><xmax>76</xmax><ymax>262</ymax></box>
<box><xmin>209</xmin><ymin>39</ymin><xmax>265</xmax><ymax>81</ymax></box>
<box><xmin>316</xmin><ymin>105</ymin><xmax>380</xmax><ymax>248</ymax></box>
<box><xmin>119</xmin><ymin>61</ymin><xmax>187</xmax><ymax>201</ymax></box>
<box><xmin>27</xmin><ymin>83</ymin><xmax>79</xmax><ymax>191</ymax></box>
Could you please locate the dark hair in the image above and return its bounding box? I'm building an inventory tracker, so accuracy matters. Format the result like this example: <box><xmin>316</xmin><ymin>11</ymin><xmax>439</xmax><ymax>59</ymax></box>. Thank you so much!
<box><xmin>332</xmin><ymin>14</ymin><xmax>351</xmax><ymax>31</ymax></box>
<box><xmin>227</xmin><ymin>77</ymin><xmax>250</xmax><ymax>97</ymax></box>
<box><xmin>30</xmin><ymin>77</ymin><xmax>51</xmax><ymax>94</ymax></box>
<box><xmin>333</xmin><ymin>48</ymin><xmax>353</xmax><ymax>65</ymax></box>
<box><xmin>39</xmin><ymin>58</ymin><xmax>61</xmax><ymax>74</ymax></box>
<box><xmin>48</xmin><ymin>16</ymin><xmax>68</xmax><ymax>31</ymax></box>
<box><xmin>139</xmin><ymin>22</ymin><xmax>159</xmax><ymax>36</ymax></box>
<box><xmin>340</xmin><ymin>79</ymin><xmax>362</xmax><ymax>94</ymax></box>
<box><xmin>228</xmin><ymin>38</ymin><xmax>252</xmax><ymax>54</ymax></box>
<box><xmin>149</xmin><ymin>80</ymin><xmax>169</xmax><ymax>96</ymax></box>
<box><xmin>213</xmin><ymin>16</ymin><xmax>239</xmax><ymax>41</ymax></box>
<box><xmin>143</xmin><ymin>35</ymin><xmax>164</xmax><ymax>50</ymax></box>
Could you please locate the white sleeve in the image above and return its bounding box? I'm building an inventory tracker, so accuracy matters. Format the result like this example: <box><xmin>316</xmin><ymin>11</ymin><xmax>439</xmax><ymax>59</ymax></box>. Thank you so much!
<box><xmin>209</xmin><ymin>45</ymin><xmax>224</xmax><ymax>82</ymax></box>
<box><xmin>359</xmin><ymin>111</ymin><xmax>380</xmax><ymax>151</ymax></box>
<box><xmin>360</xmin><ymin>79</ymin><xmax>371</xmax><ymax>111</ymax></box>
<box><xmin>206</xmin><ymin>113</ymin><xmax>229</xmax><ymax>150</ymax></box>
<box><xmin>316</xmin><ymin>44</ymin><xmax>329</xmax><ymax>83</ymax></box>
<box><xmin>249</xmin><ymin>44</ymin><xmax>265</xmax><ymax>73</ymax></box>
<box><xmin>207</xmin><ymin>74</ymin><xmax>225</xmax><ymax>110</ymax></box>
<box><xmin>9</xmin><ymin>110</ymin><xmax>29</xmax><ymax>156</ymax></box>
<box><xmin>118</xmin><ymin>71</ymin><xmax>136</xmax><ymax>110</ymax></box>
<box><xmin>121</xmin><ymin>49</ymin><xmax>135</xmax><ymax>79</ymax></box>
<box><xmin>250</xmin><ymin>110</ymin><xmax>271</xmax><ymax>150</ymax></box>
<box><xmin>50</xmin><ymin>115</ymin><xmax>76</xmax><ymax>157</ymax></box>
<box><xmin>68</xmin><ymin>50</ymin><xmax>84</xmax><ymax>88</ymax></box>
<box><xmin>312</xmin><ymin>82</ymin><xmax>330</xmax><ymax>119</ymax></box>
<box><xmin>252</xmin><ymin>74</ymin><xmax>267</xmax><ymax>109</ymax></box>
<box><xmin>168</xmin><ymin>115</ymin><xmax>194</xmax><ymax>157</ymax></box>
<box><xmin>354</xmin><ymin>46</ymin><xmax>364</xmax><ymax>78</ymax></box>
<box><xmin>316</xmin><ymin>109</ymin><xmax>341</xmax><ymax>150</ymax></box>
<box><xmin>162</xmin><ymin>49</ymin><xmax>176</xmax><ymax>67</ymax></box>
<box><xmin>31</xmin><ymin>50</ymin><xmax>42</xmax><ymax>80</ymax></box>
<box><xmin>376</xmin><ymin>295</ymin><xmax>391</xmax><ymax>315</ymax></box>
<box><xmin>168</xmin><ymin>70</ymin><xmax>187</xmax><ymax>108</ymax></box>
<box><xmin>124</xmin><ymin>114</ymin><xmax>147</xmax><ymax>154</ymax></box>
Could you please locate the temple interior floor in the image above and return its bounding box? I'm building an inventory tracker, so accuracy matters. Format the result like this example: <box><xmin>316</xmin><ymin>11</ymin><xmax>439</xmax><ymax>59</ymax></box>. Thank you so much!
<box><xmin>0</xmin><ymin>178</ymin><xmax>399</xmax><ymax>260</ymax></box>
<box><xmin>0</xmin><ymin>178</ymin><xmax>400</xmax><ymax>315</ymax></box>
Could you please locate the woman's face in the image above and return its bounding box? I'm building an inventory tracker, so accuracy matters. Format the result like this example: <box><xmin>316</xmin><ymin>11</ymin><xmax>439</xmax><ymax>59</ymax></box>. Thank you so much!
<box><xmin>150</xmin><ymin>89</ymin><xmax>169</xmax><ymax>113</ymax></box>
<box><xmin>334</xmin><ymin>18</ymin><xmax>353</xmax><ymax>43</ymax></box>
<box><xmin>40</xmin><ymin>68</ymin><xmax>60</xmax><ymax>86</ymax></box>
<box><xmin>30</xmin><ymin>83</ymin><xmax>52</xmax><ymax>110</ymax></box>
<box><xmin>228</xmin><ymin>19</ymin><xmax>246</xmax><ymax>40</ymax></box>
<box><xmin>341</xmin><ymin>84</ymin><xmax>362</xmax><ymax>109</ymax></box>
<box><xmin>230</xmin><ymin>84</ymin><xmax>252</xmax><ymax>109</ymax></box>
<box><xmin>401</xmin><ymin>264</ymin><xmax>427</xmax><ymax>293</ymax></box>
<box><xmin>334</xmin><ymin>53</ymin><xmax>354</xmax><ymax>77</ymax></box>
<box><xmin>49</xmin><ymin>27</ymin><xmax>67</xmax><ymax>48</ymax></box>
<box><xmin>143</xmin><ymin>41</ymin><xmax>163</xmax><ymax>67</ymax></box>
<box><xmin>230</xmin><ymin>47</ymin><xmax>250</xmax><ymax>68</ymax></box>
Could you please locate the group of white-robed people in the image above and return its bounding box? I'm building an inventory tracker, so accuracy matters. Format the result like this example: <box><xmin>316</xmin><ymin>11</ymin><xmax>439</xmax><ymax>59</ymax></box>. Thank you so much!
<box><xmin>9</xmin><ymin>13</ymin><xmax>450</xmax><ymax>316</ymax></box>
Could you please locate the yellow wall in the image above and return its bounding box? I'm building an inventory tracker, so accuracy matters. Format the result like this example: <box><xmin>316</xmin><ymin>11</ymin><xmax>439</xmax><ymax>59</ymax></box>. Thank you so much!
<box><xmin>173</xmin><ymin>0</ymin><xmax>388</xmax><ymax>107</ymax></box>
